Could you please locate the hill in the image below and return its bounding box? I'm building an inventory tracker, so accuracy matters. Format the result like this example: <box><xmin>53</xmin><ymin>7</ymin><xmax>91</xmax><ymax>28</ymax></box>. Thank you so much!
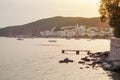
<box><xmin>0</xmin><ymin>16</ymin><xmax>109</xmax><ymax>37</ymax></box>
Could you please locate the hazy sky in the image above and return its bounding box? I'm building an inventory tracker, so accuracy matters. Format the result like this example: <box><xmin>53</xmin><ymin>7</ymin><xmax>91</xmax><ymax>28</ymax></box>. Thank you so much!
<box><xmin>0</xmin><ymin>0</ymin><xmax>101</xmax><ymax>27</ymax></box>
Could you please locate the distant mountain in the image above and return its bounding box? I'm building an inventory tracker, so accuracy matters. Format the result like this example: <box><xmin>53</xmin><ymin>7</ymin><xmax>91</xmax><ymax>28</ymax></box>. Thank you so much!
<box><xmin>0</xmin><ymin>16</ymin><xmax>109</xmax><ymax>37</ymax></box>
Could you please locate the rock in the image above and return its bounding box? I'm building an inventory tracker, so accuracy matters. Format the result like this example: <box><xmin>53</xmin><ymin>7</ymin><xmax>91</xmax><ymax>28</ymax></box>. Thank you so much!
<box><xmin>59</xmin><ymin>58</ymin><xmax>73</xmax><ymax>63</ymax></box>
<box><xmin>108</xmin><ymin>74</ymin><xmax>111</xmax><ymax>77</ymax></box>
<box><xmin>104</xmin><ymin>51</ymin><xmax>110</xmax><ymax>55</ymax></box>
<box><xmin>69</xmin><ymin>60</ymin><xmax>73</xmax><ymax>62</ymax></box>
<box><xmin>59</xmin><ymin>60</ymin><xmax>64</xmax><ymax>63</ymax></box>
<box><xmin>89</xmin><ymin>54</ymin><xmax>96</xmax><ymax>58</ymax></box>
<box><xmin>86</xmin><ymin>63</ymin><xmax>92</xmax><ymax>66</ymax></box>
<box><xmin>103</xmin><ymin>60</ymin><xmax>120</xmax><ymax>71</ymax></box>
<box><xmin>95</xmin><ymin>52</ymin><xmax>103</xmax><ymax>55</ymax></box>
<box><xmin>64</xmin><ymin>58</ymin><xmax>73</xmax><ymax>63</ymax></box>
<box><xmin>81</xmin><ymin>57</ymin><xmax>91</xmax><ymax>62</ymax></box>
<box><xmin>85</xmin><ymin>66</ymin><xmax>89</xmax><ymax>68</ymax></box>
<box><xmin>86</xmin><ymin>51</ymin><xmax>120</xmax><ymax>73</ymax></box>
<box><xmin>90</xmin><ymin>59</ymin><xmax>96</xmax><ymax>61</ymax></box>
<box><xmin>80</xmin><ymin>67</ymin><xmax>83</xmax><ymax>69</ymax></box>
<box><xmin>94</xmin><ymin>58</ymin><xmax>103</xmax><ymax>64</ymax></box>
<box><xmin>78</xmin><ymin>61</ymin><xmax>85</xmax><ymax>64</ymax></box>
<box><xmin>102</xmin><ymin>62</ymin><xmax>112</xmax><ymax>70</ymax></box>
<box><xmin>94</xmin><ymin>51</ymin><xmax>109</xmax><ymax>58</ymax></box>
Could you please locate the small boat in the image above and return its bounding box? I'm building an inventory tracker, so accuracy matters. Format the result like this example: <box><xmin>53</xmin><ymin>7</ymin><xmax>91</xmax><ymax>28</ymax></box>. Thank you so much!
<box><xmin>17</xmin><ymin>38</ymin><xmax>24</xmax><ymax>40</ymax></box>
<box><xmin>17</xmin><ymin>35</ymin><xmax>24</xmax><ymax>40</ymax></box>
<box><xmin>48</xmin><ymin>40</ymin><xmax>57</xmax><ymax>42</ymax></box>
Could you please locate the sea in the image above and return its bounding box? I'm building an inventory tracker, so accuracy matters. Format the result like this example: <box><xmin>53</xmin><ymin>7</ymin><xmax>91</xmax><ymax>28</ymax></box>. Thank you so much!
<box><xmin>0</xmin><ymin>37</ymin><xmax>119</xmax><ymax>80</ymax></box>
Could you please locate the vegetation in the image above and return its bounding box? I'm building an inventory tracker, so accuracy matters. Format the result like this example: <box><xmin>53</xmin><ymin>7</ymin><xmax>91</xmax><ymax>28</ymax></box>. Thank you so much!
<box><xmin>0</xmin><ymin>16</ymin><xmax>108</xmax><ymax>37</ymax></box>
<box><xmin>99</xmin><ymin>0</ymin><xmax>120</xmax><ymax>38</ymax></box>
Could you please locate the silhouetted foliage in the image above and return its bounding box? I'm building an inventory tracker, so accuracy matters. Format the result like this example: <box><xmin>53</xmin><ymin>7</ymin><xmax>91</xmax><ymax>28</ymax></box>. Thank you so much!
<box><xmin>99</xmin><ymin>0</ymin><xmax>120</xmax><ymax>38</ymax></box>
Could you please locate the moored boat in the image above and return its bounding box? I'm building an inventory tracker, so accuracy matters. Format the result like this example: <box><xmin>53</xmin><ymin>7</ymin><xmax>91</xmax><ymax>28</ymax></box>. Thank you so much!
<box><xmin>48</xmin><ymin>40</ymin><xmax>57</xmax><ymax>42</ymax></box>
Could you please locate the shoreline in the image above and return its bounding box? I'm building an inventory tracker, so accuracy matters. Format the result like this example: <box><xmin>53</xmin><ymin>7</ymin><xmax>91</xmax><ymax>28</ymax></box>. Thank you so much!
<box><xmin>60</xmin><ymin>51</ymin><xmax>120</xmax><ymax>73</ymax></box>
<box><xmin>0</xmin><ymin>36</ymin><xmax>111</xmax><ymax>40</ymax></box>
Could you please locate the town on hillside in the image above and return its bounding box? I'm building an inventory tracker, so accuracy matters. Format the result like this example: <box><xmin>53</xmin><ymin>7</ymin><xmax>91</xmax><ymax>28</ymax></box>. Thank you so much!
<box><xmin>40</xmin><ymin>24</ymin><xmax>113</xmax><ymax>39</ymax></box>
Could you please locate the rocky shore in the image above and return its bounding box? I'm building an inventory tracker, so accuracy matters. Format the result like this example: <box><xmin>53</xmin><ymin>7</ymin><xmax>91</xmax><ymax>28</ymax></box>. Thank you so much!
<box><xmin>59</xmin><ymin>51</ymin><xmax>120</xmax><ymax>73</ymax></box>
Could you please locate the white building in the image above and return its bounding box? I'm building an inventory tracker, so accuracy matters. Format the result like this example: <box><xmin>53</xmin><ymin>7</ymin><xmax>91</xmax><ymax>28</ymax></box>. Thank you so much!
<box><xmin>40</xmin><ymin>24</ymin><xmax>113</xmax><ymax>38</ymax></box>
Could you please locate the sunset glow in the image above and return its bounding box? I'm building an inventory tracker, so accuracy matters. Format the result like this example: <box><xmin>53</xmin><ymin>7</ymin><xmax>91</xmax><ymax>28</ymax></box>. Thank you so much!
<box><xmin>0</xmin><ymin>0</ymin><xmax>101</xmax><ymax>27</ymax></box>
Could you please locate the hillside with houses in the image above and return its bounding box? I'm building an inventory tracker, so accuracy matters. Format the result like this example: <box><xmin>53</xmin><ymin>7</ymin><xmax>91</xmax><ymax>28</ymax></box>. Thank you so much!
<box><xmin>0</xmin><ymin>16</ymin><xmax>111</xmax><ymax>38</ymax></box>
<box><xmin>40</xmin><ymin>24</ymin><xmax>113</xmax><ymax>39</ymax></box>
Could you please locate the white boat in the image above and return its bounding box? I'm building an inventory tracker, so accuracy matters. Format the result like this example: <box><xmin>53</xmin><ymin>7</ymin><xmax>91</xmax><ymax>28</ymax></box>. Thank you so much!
<box><xmin>48</xmin><ymin>40</ymin><xmax>57</xmax><ymax>42</ymax></box>
<box><xmin>17</xmin><ymin>38</ymin><xmax>24</xmax><ymax>40</ymax></box>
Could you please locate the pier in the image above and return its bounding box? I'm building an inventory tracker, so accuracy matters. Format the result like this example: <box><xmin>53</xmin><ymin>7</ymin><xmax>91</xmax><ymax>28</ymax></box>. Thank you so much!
<box><xmin>61</xmin><ymin>50</ymin><xmax>90</xmax><ymax>54</ymax></box>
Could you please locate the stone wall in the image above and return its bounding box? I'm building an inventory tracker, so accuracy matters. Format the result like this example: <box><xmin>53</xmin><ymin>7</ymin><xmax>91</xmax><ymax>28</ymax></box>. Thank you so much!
<box><xmin>108</xmin><ymin>37</ymin><xmax>120</xmax><ymax>62</ymax></box>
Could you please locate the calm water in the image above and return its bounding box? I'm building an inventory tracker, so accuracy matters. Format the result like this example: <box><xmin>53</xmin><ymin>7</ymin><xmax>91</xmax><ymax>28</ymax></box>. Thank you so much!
<box><xmin>0</xmin><ymin>37</ymin><xmax>116</xmax><ymax>80</ymax></box>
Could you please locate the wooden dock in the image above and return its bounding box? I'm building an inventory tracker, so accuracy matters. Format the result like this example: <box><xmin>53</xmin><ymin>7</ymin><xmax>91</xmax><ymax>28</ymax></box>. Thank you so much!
<box><xmin>61</xmin><ymin>50</ymin><xmax>90</xmax><ymax>54</ymax></box>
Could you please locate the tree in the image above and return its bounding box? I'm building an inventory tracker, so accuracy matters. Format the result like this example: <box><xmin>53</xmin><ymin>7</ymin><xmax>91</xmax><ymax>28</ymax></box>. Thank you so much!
<box><xmin>99</xmin><ymin>0</ymin><xmax>120</xmax><ymax>38</ymax></box>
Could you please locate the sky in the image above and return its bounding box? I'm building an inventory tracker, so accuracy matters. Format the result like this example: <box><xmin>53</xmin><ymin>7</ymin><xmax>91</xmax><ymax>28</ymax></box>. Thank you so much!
<box><xmin>0</xmin><ymin>0</ymin><xmax>101</xmax><ymax>27</ymax></box>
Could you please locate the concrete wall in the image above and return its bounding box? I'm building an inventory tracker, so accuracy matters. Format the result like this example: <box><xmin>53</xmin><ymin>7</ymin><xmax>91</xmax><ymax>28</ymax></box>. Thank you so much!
<box><xmin>108</xmin><ymin>37</ymin><xmax>120</xmax><ymax>61</ymax></box>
